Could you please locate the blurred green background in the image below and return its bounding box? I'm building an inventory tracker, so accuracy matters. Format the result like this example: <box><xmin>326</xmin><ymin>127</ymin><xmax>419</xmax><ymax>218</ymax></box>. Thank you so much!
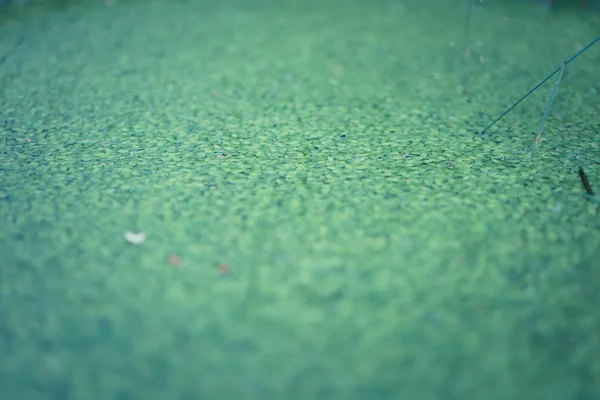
<box><xmin>1</xmin><ymin>0</ymin><xmax>599</xmax><ymax>398</ymax></box>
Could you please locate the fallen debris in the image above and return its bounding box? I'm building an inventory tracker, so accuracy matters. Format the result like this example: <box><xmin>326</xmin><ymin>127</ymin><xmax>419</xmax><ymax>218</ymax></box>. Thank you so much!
<box><xmin>124</xmin><ymin>231</ymin><xmax>146</xmax><ymax>245</ymax></box>
<box><xmin>579</xmin><ymin>167</ymin><xmax>595</xmax><ymax>195</ymax></box>
<box><xmin>168</xmin><ymin>254</ymin><xmax>182</xmax><ymax>267</ymax></box>
<box><xmin>218</xmin><ymin>264</ymin><xmax>230</xmax><ymax>275</ymax></box>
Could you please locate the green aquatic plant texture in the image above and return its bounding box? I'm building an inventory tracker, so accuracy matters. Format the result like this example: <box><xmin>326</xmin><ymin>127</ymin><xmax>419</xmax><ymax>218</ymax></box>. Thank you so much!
<box><xmin>1</xmin><ymin>0</ymin><xmax>599</xmax><ymax>398</ymax></box>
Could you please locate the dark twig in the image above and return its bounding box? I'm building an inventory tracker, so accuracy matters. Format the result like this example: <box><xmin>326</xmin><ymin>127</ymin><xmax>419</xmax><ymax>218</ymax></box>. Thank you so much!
<box><xmin>579</xmin><ymin>167</ymin><xmax>595</xmax><ymax>195</ymax></box>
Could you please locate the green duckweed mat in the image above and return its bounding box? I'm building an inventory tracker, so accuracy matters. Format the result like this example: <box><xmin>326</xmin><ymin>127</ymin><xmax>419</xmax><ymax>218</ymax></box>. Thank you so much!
<box><xmin>1</xmin><ymin>0</ymin><xmax>599</xmax><ymax>398</ymax></box>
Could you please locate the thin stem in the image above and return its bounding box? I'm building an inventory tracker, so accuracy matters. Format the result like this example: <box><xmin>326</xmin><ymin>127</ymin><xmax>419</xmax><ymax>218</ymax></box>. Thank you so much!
<box><xmin>535</xmin><ymin>60</ymin><xmax>565</xmax><ymax>144</ymax></box>
<box><xmin>462</xmin><ymin>0</ymin><xmax>473</xmax><ymax>97</ymax></box>
<box><xmin>530</xmin><ymin>61</ymin><xmax>566</xmax><ymax>159</ymax></box>
<box><xmin>481</xmin><ymin>34</ymin><xmax>600</xmax><ymax>134</ymax></box>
